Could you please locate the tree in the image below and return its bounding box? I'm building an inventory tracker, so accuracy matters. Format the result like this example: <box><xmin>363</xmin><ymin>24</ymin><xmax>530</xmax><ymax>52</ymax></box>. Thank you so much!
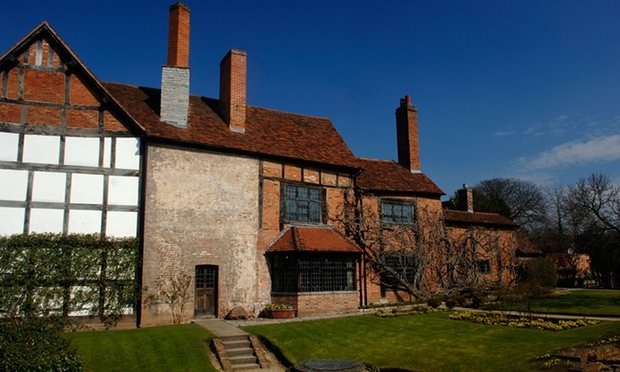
<box><xmin>145</xmin><ymin>271</ymin><xmax>192</xmax><ymax>324</ymax></box>
<box><xmin>570</xmin><ymin>173</ymin><xmax>620</xmax><ymax>233</ymax></box>
<box><xmin>473</xmin><ymin>178</ymin><xmax>547</xmax><ymax>231</ymax></box>
<box><xmin>567</xmin><ymin>173</ymin><xmax>620</xmax><ymax>288</ymax></box>
<box><xmin>339</xmin><ymin>189</ymin><xmax>516</xmax><ymax>302</ymax></box>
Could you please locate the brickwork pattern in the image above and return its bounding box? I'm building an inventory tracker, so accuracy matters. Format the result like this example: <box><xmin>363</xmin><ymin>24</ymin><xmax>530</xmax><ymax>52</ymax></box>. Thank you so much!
<box><xmin>141</xmin><ymin>146</ymin><xmax>260</xmax><ymax>325</ymax></box>
<box><xmin>219</xmin><ymin>49</ymin><xmax>247</xmax><ymax>132</ymax></box>
<box><xmin>167</xmin><ymin>3</ymin><xmax>190</xmax><ymax>67</ymax></box>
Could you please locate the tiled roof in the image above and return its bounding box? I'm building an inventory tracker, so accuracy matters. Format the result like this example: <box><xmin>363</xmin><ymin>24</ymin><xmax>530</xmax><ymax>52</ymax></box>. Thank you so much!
<box><xmin>266</xmin><ymin>226</ymin><xmax>361</xmax><ymax>254</ymax></box>
<box><xmin>356</xmin><ymin>158</ymin><xmax>444</xmax><ymax>196</ymax></box>
<box><xmin>102</xmin><ymin>82</ymin><xmax>359</xmax><ymax>169</ymax></box>
<box><xmin>444</xmin><ymin>210</ymin><xmax>518</xmax><ymax>229</ymax></box>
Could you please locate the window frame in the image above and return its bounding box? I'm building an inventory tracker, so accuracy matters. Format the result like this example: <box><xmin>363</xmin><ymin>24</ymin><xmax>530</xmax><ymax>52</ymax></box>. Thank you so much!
<box><xmin>380</xmin><ymin>199</ymin><xmax>414</xmax><ymax>224</ymax></box>
<box><xmin>270</xmin><ymin>253</ymin><xmax>357</xmax><ymax>293</ymax></box>
<box><xmin>281</xmin><ymin>183</ymin><xmax>324</xmax><ymax>224</ymax></box>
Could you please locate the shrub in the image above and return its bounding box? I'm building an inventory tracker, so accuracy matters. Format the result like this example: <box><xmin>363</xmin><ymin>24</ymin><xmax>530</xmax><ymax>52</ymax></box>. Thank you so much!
<box><xmin>427</xmin><ymin>297</ymin><xmax>441</xmax><ymax>308</ymax></box>
<box><xmin>0</xmin><ymin>318</ymin><xmax>82</xmax><ymax>371</ymax></box>
<box><xmin>445</xmin><ymin>295</ymin><xmax>465</xmax><ymax>308</ymax></box>
<box><xmin>520</xmin><ymin>258</ymin><xmax>558</xmax><ymax>290</ymax></box>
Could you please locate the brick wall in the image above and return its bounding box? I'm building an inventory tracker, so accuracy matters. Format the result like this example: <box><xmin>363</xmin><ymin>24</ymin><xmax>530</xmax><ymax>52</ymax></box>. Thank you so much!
<box><xmin>258</xmin><ymin>161</ymin><xmax>360</xmax><ymax>315</ymax></box>
<box><xmin>141</xmin><ymin>145</ymin><xmax>260</xmax><ymax>325</ymax></box>
<box><xmin>0</xmin><ymin>38</ymin><xmax>128</xmax><ymax>132</ymax></box>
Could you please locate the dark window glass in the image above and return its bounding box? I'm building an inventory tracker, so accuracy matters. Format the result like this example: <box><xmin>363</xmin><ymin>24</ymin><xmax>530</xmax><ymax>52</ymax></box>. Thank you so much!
<box><xmin>381</xmin><ymin>201</ymin><xmax>413</xmax><ymax>224</ymax></box>
<box><xmin>283</xmin><ymin>184</ymin><xmax>322</xmax><ymax>223</ymax></box>
<box><xmin>477</xmin><ymin>260</ymin><xmax>491</xmax><ymax>274</ymax></box>
<box><xmin>271</xmin><ymin>254</ymin><xmax>356</xmax><ymax>292</ymax></box>
<box><xmin>380</xmin><ymin>254</ymin><xmax>416</xmax><ymax>287</ymax></box>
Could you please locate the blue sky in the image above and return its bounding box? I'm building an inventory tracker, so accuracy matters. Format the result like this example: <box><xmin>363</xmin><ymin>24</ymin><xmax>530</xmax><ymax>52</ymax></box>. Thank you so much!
<box><xmin>2</xmin><ymin>1</ymin><xmax>619</xmax><ymax>197</ymax></box>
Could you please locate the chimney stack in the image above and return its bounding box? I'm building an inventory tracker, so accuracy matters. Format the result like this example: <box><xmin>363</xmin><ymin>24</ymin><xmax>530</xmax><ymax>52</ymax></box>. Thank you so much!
<box><xmin>395</xmin><ymin>95</ymin><xmax>420</xmax><ymax>172</ymax></box>
<box><xmin>457</xmin><ymin>184</ymin><xmax>475</xmax><ymax>213</ymax></box>
<box><xmin>219</xmin><ymin>49</ymin><xmax>247</xmax><ymax>133</ymax></box>
<box><xmin>160</xmin><ymin>2</ymin><xmax>190</xmax><ymax>128</ymax></box>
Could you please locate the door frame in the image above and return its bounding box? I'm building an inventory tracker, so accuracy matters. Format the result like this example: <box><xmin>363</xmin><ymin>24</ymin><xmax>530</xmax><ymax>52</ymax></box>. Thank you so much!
<box><xmin>194</xmin><ymin>264</ymin><xmax>218</xmax><ymax>318</ymax></box>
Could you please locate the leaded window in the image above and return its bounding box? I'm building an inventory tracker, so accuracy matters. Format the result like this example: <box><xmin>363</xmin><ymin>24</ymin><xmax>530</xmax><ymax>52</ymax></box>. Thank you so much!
<box><xmin>381</xmin><ymin>201</ymin><xmax>413</xmax><ymax>224</ymax></box>
<box><xmin>380</xmin><ymin>254</ymin><xmax>416</xmax><ymax>288</ymax></box>
<box><xmin>271</xmin><ymin>253</ymin><xmax>357</xmax><ymax>293</ymax></box>
<box><xmin>283</xmin><ymin>184</ymin><xmax>322</xmax><ymax>224</ymax></box>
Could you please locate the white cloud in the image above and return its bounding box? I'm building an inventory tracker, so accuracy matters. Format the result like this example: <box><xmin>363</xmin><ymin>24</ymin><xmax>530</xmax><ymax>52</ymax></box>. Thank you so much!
<box><xmin>517</xmin><ymin>134</ymin><xmax>620</xmax><ymax>170</ymax></box>
<box><xmin>493</xmin><ymin>130</ymin><xmax>514</xmax><ymax>137</ymax></box>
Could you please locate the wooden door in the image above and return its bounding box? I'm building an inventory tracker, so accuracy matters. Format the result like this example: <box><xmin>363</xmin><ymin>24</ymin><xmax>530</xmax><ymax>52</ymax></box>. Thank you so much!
<box><xmin>195</xmin><ymin>265</ymin><xmax>217</xmax><ymax>317</ymax></box>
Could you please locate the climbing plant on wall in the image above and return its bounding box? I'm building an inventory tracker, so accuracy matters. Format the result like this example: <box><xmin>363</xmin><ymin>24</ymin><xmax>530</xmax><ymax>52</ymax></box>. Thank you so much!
<box><xmin>0</xmin><ymin>233</ymin><xmax>139</xmax><ymax>326</ymax></box>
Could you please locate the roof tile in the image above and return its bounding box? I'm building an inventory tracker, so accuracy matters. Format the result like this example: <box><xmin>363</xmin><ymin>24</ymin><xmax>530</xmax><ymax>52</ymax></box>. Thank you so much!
<box><xmin>102</xmin><ymin>82</ymin><xmax>359</xmax><ymax>169</ymax></box>
<box><xmin>444</xmin><ymin>209</ymin><xmax>518</xmax><ymax>228</ymax></box>
<box><xmin>356</xmin><ymin>158</ymin><xmax>444</xmax><ymax>196</ymax></box>
<box><xmin>267</xmin><ymin>226</ymin><xmax>361</xmax><ymax>253</ymax></box>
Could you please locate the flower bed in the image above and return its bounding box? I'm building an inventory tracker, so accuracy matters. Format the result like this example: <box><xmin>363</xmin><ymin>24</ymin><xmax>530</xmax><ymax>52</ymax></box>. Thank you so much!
<box><xmin>375</xmin><ymin>305</ymin><xmax>440</xmax><ymax>318</ymax></box>
<box><xmin>448</xmin><ymin>311</ymin><xmax>599</xmax><ymax>331</ymax></box>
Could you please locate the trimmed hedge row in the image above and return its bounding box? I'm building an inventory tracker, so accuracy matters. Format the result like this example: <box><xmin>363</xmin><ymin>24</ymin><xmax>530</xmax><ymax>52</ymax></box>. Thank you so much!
<box><xmin>0</xmin><ymin>233</ymin><xmax>139</xmax><ymax>325</ymax></box>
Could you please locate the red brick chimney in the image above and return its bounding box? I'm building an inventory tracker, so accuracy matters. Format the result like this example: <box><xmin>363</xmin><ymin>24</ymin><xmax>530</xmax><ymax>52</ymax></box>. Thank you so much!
<box><xmin>161</xmin><ymin>2</ymin><xmax>190</xmax><ymax>128</ymax></box>
<box><xmin>457</xmin><ymin>184</ymin><xmax>475</xmax><ymax>213</ymax></box>
<box><xmin>167</xmin><ymin>2</ymin><xmax>190</xmax><ymax>67</ymax></box>
<box><xmin>395</xmin><ymin>95</ymin><xmax>420</xmax><ymax>172</ymax></box>
<box><xmin>219</xmin><ymin>49</ymin><xmax>247</xmax><ymax>133</ymax></box>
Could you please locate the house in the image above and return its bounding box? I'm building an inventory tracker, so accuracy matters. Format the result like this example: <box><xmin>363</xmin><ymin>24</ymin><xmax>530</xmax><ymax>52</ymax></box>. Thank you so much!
<box><xmin>0</xmin><ymin>3</ymin><xmax>527</xmax><ymax>326</ymax></box>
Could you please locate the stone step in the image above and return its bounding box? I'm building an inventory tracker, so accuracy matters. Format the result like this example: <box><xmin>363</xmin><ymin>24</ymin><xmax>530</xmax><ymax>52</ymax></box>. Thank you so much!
<box><xmin>223</xmin><ymin>339</ymin><xmax>252</xmax><ymax>349</ymax></box>
<box><xmin>226</xmin><ymin>347</ymin><xmax>255</xmax><ymax>358</ymax></box>
<box><xmin>231</xmin><ymin>362</ymin><xmax>262</xmax><ymax>371</ymax></box>
<box><xmin>221</xmin><ymin>335</ymin><xmax>250</xmax><ymax>342</ymax></box>
<box><xmin>228</xmin><ymin>354</ymin><xmax>258</xmax><ymax>366</ymax></box>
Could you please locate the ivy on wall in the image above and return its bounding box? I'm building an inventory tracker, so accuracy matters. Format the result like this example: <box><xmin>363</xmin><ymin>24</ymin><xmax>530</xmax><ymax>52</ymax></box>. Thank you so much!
<box><xmin>0</xmin><ymin>233</ymin><xmax>139</xmax><ymax>326</ymax></box>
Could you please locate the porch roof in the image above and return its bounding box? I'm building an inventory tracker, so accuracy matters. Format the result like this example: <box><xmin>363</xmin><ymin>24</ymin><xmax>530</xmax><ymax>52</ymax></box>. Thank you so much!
<box><xmin>266</xmin><ymin>226</ymin><xmax>361</xmax><ymax>254</ymax></box>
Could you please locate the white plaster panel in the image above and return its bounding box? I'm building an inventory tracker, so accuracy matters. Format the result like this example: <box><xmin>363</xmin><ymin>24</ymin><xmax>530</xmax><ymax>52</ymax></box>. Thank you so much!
<box><xmin>32</xmin><ymin>172</ymin><xmax>66</xmax><ymax>202</ymax></box>
<box><xmin>0</xmin><ymin>207</ymin><xmax>24</xmax><ymax>235</ymax></box>
<box><xmin>29</xmin><ymin>208</ymin><xmax>64</xmax><ymax>234</ymax></box>
<box><xmin>103</xmin><ymin>138</ymin><xmax>112</xmax><ymax>168</ymax></box>
<box><xmin>0</xmin><ymin>169</ymin><xmax>28</xmax><ymax>201</ymax></box>
<box><xmin>106</xmin><ymin>211</ymin><xmax>137</xmax><ymax>237</ymax></box>
<box><xmin>64</xmin><ymin>137</ymin><xmax>100</xmax><ymax>167</ymax></box>
<box><xmin>0</xmin><ymin>132</ymin><xmax>19</xmax><ymax>161</ymax></box>
<box><xmin>70</xmin><ymin>174</ymin><xmax>103</xmax><ymax>204</ymax></box>
<box><xmin>23</xmin><ymin>134</ymin><xmax>60</xmax><ymax>164</ymax></box>
<box><xmin>115</xmin><ymin>137</ymin><xmax>140</xmax><ymax>170</ymax></box>
<box><xmin>108</xmin><ymin>176</ymin><xmax>139</xmax><ymax>206</ymax></box>
<box><xmin>68</xmin><ymin>209</ymin><xmax>101</xmax><ymax>234</ymax></box>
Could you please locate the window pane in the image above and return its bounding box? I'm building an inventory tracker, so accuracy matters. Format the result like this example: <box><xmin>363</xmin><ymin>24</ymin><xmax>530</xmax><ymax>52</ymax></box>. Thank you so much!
<box><xmin>309</xmin><ymin>188</ymin><xmax>321</xmax><ymax>201</ymax></box>
<box><xmin>381</xmin><ymin>201</ymin><xmax>413</xmax><ymax>224</ymax></box>
<box><xmin>297</xmin><ymin>187</ymin><xmax>308</xmax><ymax>200</ymax></box>
<box><xmin>309</xmin><ymin>201</ymin><xmax>321</xmax><ymax>223</ymax></box>
<box><xmin>283</xmin><ymin>184</ymin><xmax>323</xmax><ymax>224</ymax></box>
<box><xmin>285</xmin><ymin>185</ymin><xmax>296</xmax><ymax>199</ymax></box>
<box><xmin>285</xmin><ymin>199</ymin><xmax>297</xmax><ymax>221</ymax></box>
<box><xmin>297</xmin><ymin>201</ymin><xmax>309</xmax><ymax>222</ymax></box>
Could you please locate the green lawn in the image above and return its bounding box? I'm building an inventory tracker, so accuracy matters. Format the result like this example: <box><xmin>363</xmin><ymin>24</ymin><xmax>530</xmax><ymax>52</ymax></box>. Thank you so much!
<box><xmin>67</xmin><ymin>324</ymin><xmax>217</xmax><ymax>372</ymax></box>
<box><xmin>485</xmin><ymin>289</ymin><xmax>620</xmax><ymax>316</ymax></box>
<box><xmin>243</xmin><ymin>312</ymin><xmax>620</xmax><ymax>372</ymax></box>
<box><xmin>66</xmin><ymin>291</ymin><xmax>620</xmax><ymax>372</ymax></box>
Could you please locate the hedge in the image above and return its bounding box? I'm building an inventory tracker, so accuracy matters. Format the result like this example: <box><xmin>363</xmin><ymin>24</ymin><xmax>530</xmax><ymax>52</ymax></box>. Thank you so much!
<box><xmin>0</xmin><ymin>233</ymin><xmax>139</xmax><ymax>326</ymax></box>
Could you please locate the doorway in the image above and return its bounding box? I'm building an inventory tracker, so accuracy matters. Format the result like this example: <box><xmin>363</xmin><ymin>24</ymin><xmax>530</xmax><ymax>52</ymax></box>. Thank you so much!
<box><xmin>195</xmin><ymin>265</ymin><xmax>217</xmax><ymax>317</ymax></box>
